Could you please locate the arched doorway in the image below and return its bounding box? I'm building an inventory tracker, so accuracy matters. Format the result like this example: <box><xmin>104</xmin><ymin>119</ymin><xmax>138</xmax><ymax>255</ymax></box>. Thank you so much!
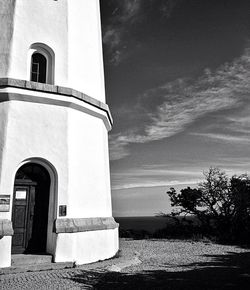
<box><xmin>12</xmin><ymin>163</ymin><xmax>50</xmax><ymax>254</ymax></box>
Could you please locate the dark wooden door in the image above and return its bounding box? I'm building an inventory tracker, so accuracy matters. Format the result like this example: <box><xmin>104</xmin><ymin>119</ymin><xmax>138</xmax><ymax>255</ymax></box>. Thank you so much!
<box><xmin>12</xmin><ymin>183</ymin><xmax>36</xmax><ymax>254</ymax></box>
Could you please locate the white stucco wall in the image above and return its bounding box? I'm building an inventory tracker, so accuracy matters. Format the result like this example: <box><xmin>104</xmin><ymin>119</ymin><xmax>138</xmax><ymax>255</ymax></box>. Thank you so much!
<box><xmin>67</xmin><ymin>109</ymin><xmax>112</xmax><ymax>218</ymax></box>
<box><xmin>0</xmin><ymin>97</ymin><xmax>69</xmax><ymax>222</ymax></box>
<box><xmin>8</xmin><ymin>0</ymin><xmax>68</xmax><ymax>86</ymax></box>
<box><xmin>0</xmin><ymin>88</ymin><xmax>112</xmax><ymax>221</ymax></box>
<box><xmin>0</xmin><ymin>237</ymin><xmax>12</xmax><ymax>268</ymax></box>
<box><xmin>0</xmin><ymin>0</ymin><xmax>116</xmax><ymax>268</ymax></box>
<box><xmin>0</xmin><ymin>0</ymin><xmax>106</xmax><ymax>102</ymax></box>
<box><xmin>0</xmin><ymin>0</ymin><xmax>16</xmax><ymax>77</ymax></box>
<box><xmin>55</xmin><ymin>228</ymin><xmax>119</xmax><ymax>265</ymax></box>
<box><xmin>67</xmin><ymin>0</ymin><xmax>106</xmax><ymax>101</ymax></box>
<box><xmin>0</xmin><ymin>87</ymin><xmax>115</xmax><ymax>267</ymax></box>
<box><xmin>0</xmin><ymin>103</ymin><xmax>10</xmax><ymax>213</ymax></box>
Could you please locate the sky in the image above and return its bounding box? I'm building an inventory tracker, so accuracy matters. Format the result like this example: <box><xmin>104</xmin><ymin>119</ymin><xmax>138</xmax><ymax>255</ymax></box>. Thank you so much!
<box><xmin>100</xmin><ymin>0</ymin><xmax>250</xmax><ymax>217</ymax></box>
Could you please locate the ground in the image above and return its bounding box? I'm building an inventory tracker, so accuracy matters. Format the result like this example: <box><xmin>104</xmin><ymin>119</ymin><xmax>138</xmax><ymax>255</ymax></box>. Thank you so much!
<box><xmin>1</xmin><ymin>238</ymin><xmax>250</xmax><ymax>289</ymax></box>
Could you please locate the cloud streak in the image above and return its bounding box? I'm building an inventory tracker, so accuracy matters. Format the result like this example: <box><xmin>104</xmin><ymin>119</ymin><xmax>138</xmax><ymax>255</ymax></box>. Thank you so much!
<box><xmin>111</xmin><ymin>158</ymin><xmax>250</xmax><ymax>190</ymax></box>
<box><xmin>190</xmin><ymin>102</ymin><xmax>250</xmax><ymax>144</ymax></box>
<box><xmin>192</xmin><ymin>132</ymin><xmax>250</xmax><ymax>144</ymax></box>
<box><xmin>102</xmin><ymin>0</ymin><xmax>142</xmax><ymax>65</ymax></box>
<box><xmin>111</xmin><ymin>166</ymin><xmax>202</xmax><ymax>190</ymax></box>
<box><xmin>110</xmin><ymin>47</ymin><xmax>250</xmax><ymax>160</ymax></box>
<box><xmin>111</xmin><ymin>180</ymin><xmax>199</xmax><ymax>190</ymax></box>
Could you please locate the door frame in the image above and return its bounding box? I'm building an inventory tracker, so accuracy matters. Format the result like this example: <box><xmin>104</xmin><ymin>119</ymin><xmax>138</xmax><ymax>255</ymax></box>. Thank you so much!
<box><xmin>12</xmin><ymin>158</ymin><xmax>58</xmax><ymax>255</ymax></box>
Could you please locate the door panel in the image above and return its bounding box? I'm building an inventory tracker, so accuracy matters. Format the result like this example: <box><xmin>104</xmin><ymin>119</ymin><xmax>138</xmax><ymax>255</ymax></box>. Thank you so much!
<box><xmin>12</xmin><ymin>186</ymin><xmax>35</xmax><ymax>254</ymax></box>
<box><xmin>13</xmin><ymin>206</ymin><xmax>26</xmax><ymax>228</ymax></box>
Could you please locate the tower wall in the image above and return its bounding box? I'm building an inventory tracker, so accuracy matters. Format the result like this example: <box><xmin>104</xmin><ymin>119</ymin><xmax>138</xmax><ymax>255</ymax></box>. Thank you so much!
<box><xmin>68</xmin><ymin>0</ymin><xmax>106</xmax><ymax>101</ymax></box>
<box><xmin>0</xmin><ymin>0</ymin><xmax>118</xmax><ymax>268</ymax></box>
<box><xmin>67</xmin><ymin>109</ymin><xmax>112</xmax><ymax>218</ymax></box>
<box><xmin>2</xmin><ymin>0</ymin><xmax>106</xmax><ymax>102</ymax></box>
<box><xmin>6</xmin><ymin>0</ymin><xmax>69</xmax><ymax>87</ymax></box>
<box><xmin>0</xmin><ymin>0</ymin><xmax>16</xmax><ymax>77</ymax></box>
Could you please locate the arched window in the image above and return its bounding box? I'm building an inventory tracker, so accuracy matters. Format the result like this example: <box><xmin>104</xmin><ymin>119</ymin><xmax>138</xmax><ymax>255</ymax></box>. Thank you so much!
<box><xmin>29</xmin><ymin>43</ymin><xmax>55</xmax><ymax>84</ymax></box>
<box><xmin>30</xmin><ymin>53</ymin><xmax>47</xmax><ymax>83</ymax></box>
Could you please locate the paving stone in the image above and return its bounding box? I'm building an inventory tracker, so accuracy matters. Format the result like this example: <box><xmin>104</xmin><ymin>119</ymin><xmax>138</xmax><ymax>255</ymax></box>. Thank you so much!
<box><xmin>0</xmin><ymin>268</ymin><xmax>98</xmax><ymax>289</ymax></box>
<box><xmin>1</xmin><ymin>239</ymin><xmax>249</xmax><ymax>289</ymax></box>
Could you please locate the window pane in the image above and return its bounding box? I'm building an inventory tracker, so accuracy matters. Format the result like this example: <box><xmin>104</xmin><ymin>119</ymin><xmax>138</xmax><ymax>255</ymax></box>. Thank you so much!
<box><xmin>31</xmin><ymin>53</ymin><xmax>47</xmax><ymax>83</ymax></box>
<box><xmin>32</xmin><ymin>62</ymin><xmax>39</xmax><ymax>73</ymax></box>
<box><xmin>31</xmin><ymin>72</ymin><xmax>39</xmax><ymax>82</ymax></box>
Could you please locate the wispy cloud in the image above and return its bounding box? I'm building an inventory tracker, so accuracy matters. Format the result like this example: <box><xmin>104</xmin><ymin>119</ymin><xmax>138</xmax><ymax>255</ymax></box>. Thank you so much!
<box><xmin>111</xmin><ymin>180</ymin><xmax>199</xmax><ymax>190</ymax></box>
<box><xmin>102</xmin><ymin>0</ymin><xmax>182</xmax><ymax>65</ymax></box>
<box><xmin>159</xmin><ymin>0</ymin><xmax>184</xmax><ymax>18</ymax></box>
<box><xmin>102</xmin><ymin>0</ymin><xmax>142</xmax><ymax>65</ymax></box>
<box><xmin>111</xmin><ymin>158</ymin><xmax>250</xmax><ymax>190</ymax></box>
<box><xmin>190</xmin><ymin>103</ymin><xmax>250</xmax><ymax>144</ymax></box>
<box><xmin>192</xmin><ymin>132</ymin><xmax>250</xmax><ymax>144</ymax></box>
<box><xmin>110</xmin><ymin>47</ymin><xmax>250</xmax><ymax>160</ymax></box>
<box><xmin>109</xmin><ymin>135</ymin><xmax>131</xmax><ymax>160</ymax></box>
<box><xmin>111</xmin><ymin>166</ymin><xmax>202</xmax><ymax>190</ymax></box>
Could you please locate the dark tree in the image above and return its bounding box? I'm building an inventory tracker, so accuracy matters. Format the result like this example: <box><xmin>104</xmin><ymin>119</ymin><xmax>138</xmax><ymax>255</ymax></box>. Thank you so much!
<box><xmin>166</xmin><ymin>167</ymin><xmax>250</xmax><ymax>242</ymax></box>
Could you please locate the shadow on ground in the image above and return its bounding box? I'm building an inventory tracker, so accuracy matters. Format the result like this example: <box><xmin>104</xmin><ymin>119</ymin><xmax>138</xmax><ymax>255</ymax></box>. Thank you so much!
<box><xmin>67</xmin><ymin>251</ymin><xmax>250</xmax><ymax>289</ymax></box>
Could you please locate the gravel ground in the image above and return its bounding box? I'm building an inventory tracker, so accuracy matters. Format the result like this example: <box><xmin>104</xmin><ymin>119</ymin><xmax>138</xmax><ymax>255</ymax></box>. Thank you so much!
<box><xmin>1</xmin><ymin>239</ymin><xmax>250</xmax><ymax>289</ymax></box>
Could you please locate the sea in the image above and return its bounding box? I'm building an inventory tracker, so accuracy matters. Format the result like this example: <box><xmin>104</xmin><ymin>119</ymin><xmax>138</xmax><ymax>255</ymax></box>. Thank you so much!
<box><xmin>115</xmin><ymin>216</ymin><xmax>174</xmax><ymax>233</ymax></box>
<box><xmin>115</xmin><ymin>216</ymin><xmax>199</xmax><ymax>234</ymax></box>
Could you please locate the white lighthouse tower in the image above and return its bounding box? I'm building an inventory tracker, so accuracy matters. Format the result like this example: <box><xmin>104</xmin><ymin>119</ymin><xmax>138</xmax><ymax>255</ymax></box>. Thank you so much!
<box><xmin>0</xmin><ymin>0</ymin><xmax>118</xmax><ymax>268</ymax></box>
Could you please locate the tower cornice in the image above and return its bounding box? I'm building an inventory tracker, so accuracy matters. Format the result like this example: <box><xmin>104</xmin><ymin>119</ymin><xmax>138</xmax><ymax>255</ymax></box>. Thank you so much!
<box><xmin>0</xmin><ymin>78</ymin><xmax>113</xmax><ymax>130</ymax></box>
